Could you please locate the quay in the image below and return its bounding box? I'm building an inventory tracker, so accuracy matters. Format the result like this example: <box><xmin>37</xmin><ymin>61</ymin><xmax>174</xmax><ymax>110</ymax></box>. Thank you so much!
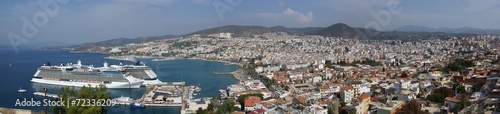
<box><xmin>212</xmin><ymin>71</ymin><xmax>234</xmax><ymax>75</ymax></box>
<box><xmin>33</xmin><ymin>92</ymin><xmax>59</xmax><ymax>98</ymax></box>
<box><xmin>135</xmin><ymin>82</ymin><xmax>189</xmax><ymax>107</ymax></box>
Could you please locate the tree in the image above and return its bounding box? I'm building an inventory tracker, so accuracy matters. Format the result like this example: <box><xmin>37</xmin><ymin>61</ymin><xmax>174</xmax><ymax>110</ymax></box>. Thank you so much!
<box><xmin>327</xmin><ymin>107</ymin><xmax>334</xmax><ymax>114</ymax></box>
<box><xmin>452</xmin><ymin>96</ymin><xmax>471</xmax><ymax>113</ymax></box>
<box><xmin>401</xmin><ymin>72</ymin><xmax>409</xmax><ymax>78</ymax></box>
<box><xmin>442</xmin><ymin>59</ymin><xmax>474</xmax><ymax>72</ymax></box>
<box><xmin>394</xmin><ymin>100</ymin><xmax>428</xmax><ymax>114</ymax></box>
<box><xmin>349</xmin><ymin>108</ymin><xmax>356</xmax><ymax>114</ymax></box>
<box><xmin>426</xmin><ymin>87</ymin><xmax>453</xmax><ymax>103</ymax></box>
<box><xmin>472</xmin><ymin>83</ymin><xmax>483</xmax><ymax>92</ymax></box>
<box><xmin>339</xmin><ymin>107</ymin><xmax>356</xmax><ymax>114</ymax></box>
<box><xmin>51</xmin><ymin>84</ymin><xmax>110</xmax><ymax>114</ymax></box>
<box><xmin>236</xmin><ymin>93</ymin><xmax>264</xmax><ymax>111</ymax></box>
<box><xmin>196</xmin><ymin>107</ymin><xmax>204</xmax><ymax>114</ymax></box>
<box><xmin>455</xmin><ymin>85</ymin><xmax>467</xmax><ymax>94</ymax></box>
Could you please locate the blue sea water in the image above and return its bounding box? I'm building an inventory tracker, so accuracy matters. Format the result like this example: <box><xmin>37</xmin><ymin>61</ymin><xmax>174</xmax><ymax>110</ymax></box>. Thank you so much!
<box><xmin>0</xmin><ymin>49</ymin><xmax>238</xmax><ymax>114</ymax></box>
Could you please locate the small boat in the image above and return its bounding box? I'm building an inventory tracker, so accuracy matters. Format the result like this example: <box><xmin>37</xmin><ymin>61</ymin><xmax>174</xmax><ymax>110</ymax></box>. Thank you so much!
<box><xmin>18</xmin><ymin>87</ymin><xmax>26</xmax><ymax>93</ymax></box>
<box><xmin>130</xmin><ymin>103</ymin><xmax>146</xmax><ymax>109</ymax></box>
<box><xmin>9</xmin><ymin>64</ymin><xmax>12</xmax><ymax>67</ymax></box>
<box><xmin>114</xmin><ymin>95</ymin><xmax>134</xmax><ymax>103</ymax></box>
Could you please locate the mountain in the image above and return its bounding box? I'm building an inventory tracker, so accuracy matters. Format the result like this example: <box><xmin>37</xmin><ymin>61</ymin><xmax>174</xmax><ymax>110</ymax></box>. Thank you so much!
<box><xmin>314</xmin><ymin>23</ymin><xmax>360</xmax><ymax>39</ymax></box>
<box><xmin>393</xmin><ymin>25</ymin><xmax>500</xmax><ymax>34</ymax></box>
<box><xmin>186</xmin><ymin>25</ymin><xmax>323</xmax><ymax>37</ymax></box>
<box><xmin>391</xmin><ymin>25</ymin><xmax>436</xmax><ymax>32</ymax></box>
<box><xmin>39</xmin><ymin>35</ymin><xmax>177</xmax><ymax>51</ymax></box>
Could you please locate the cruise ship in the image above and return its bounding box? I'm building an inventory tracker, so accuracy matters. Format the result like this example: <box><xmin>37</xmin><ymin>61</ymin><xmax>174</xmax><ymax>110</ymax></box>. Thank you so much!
<box><xmin>31</xmin><ymin>60</ymin><xmax>160</xmax><ymax>88</ymax></box>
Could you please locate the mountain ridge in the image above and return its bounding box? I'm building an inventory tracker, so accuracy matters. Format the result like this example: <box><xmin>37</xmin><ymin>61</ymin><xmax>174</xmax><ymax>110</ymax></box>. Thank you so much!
<box><xmin>39</xmin><ymin>23</ymin><xmax>484</xmax><ymax>52</ymax></box>
<box><xmin>392</xmin><ymin>25</ymin><xmax>500</xmax><ymax>34</ymax></box>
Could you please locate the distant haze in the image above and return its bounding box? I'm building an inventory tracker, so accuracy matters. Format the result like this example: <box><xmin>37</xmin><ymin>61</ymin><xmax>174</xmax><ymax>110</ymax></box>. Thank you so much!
<box><xmin>1</xmin><ymin>0</ymin><xmax>500</xmax><ymax>47</ymax></box>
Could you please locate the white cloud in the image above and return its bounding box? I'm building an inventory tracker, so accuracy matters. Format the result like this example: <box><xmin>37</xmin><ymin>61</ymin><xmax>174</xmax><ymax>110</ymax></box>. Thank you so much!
<box><xmin>282</xmin><ymin>8</ymin><xmax>313</xmax><ymax>23</ymax></box>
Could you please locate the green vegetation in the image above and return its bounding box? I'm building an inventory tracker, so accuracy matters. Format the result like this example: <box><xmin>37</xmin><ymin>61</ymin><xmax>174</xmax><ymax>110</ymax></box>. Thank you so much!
<box><xmin>472</xmin><ymin>83</ymin><xmax>483</xmax><ymax>92</ymax></box>
<box><xmin>453</xmin><ymin>85</ymin><xmax>467</xmax><ymax>94</ymax></box>
<box><xmin>336</xmin><ymin>58</ymin><xmax>382</xmax><ymax>67</ymax></box>
<box><xmin>492</xmin><ymin>59</ymin><xmax>500</xmax><ymax>64</ymax></box>
<box><xmin>51</xmin><ymin>85</ymin><xmax>110</xmax><ymax>114</ymax></box>
<box><xmin>442</xmin><ymin>59</ymin><xmax>474</xmax><ymax>72</ymax></box>
<box><xmin>340</xmin><ymin>107</ymin><xmax>356</xmax><ymax>114</ymax></box>
<box><xmin>426</xmin><ymin>87</ymin><xmax>453</xmax><ymax>103</ymax></box>
<box><xmin>401</xmin><ymin>72</ymin><xmax>409</xmax><ymax>78</ymax></box>
<box><xmin>451</xmin><ymin>96</ymin><xmax>471</xmax><ymax>113</ymax></box>
<box><xmin>394</xmin><ymin>100</ymin><xmax>429</xmax><ymax>114</ymax></box>
<box><xmin>196</xmin><ymin>97</ymin><xmax>240</xmax><ymax>114</ymax></box>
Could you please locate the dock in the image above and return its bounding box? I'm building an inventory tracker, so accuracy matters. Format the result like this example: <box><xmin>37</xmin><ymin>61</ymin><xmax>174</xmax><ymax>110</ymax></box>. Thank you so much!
<box><xmin>135</xmin><ymin>82</ymin><xmax>190</xmax><ymax>107</ymax></box>
<box><xmin>212</xmin><ymin>71</ymin><xmax>234</xmax><ymax>75</ymax></box>
<box><xmin>33</xmin><ymin>92</ymin><xmax>59</xmax><ymax>98</ymax></box>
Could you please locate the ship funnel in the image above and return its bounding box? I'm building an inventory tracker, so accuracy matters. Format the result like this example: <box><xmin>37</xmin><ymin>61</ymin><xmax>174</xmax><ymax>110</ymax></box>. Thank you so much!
<box><xmin>77</xmin><ymin>60</ymin><xmax>82</xmax><ymax>66</ymax></box>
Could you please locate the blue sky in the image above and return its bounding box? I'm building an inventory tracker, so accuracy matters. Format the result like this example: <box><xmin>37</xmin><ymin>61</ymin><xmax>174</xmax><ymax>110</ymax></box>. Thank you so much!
<box><xmin>1</xmin><ymin>0</ymin><xmax>500</xmax><ymax>47</ymax></box>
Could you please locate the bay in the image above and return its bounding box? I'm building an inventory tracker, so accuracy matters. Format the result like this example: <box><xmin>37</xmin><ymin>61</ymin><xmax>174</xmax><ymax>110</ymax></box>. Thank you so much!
<box><xmin>0</xmin><ymin>49</ymin><xmax>238</xmax><ymax>114</ymax></box>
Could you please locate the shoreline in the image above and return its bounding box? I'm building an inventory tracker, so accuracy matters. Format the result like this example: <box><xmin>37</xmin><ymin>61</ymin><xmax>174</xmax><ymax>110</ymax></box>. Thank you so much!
<box><xmin>65</xmin><ymin>49</ymin><xmax>247</xmax><ymax>83</ymax></box>
<box><xmin>101</xmin><ymin>54</ymin><xmax>247</xmax><ymax>82</ymax></box>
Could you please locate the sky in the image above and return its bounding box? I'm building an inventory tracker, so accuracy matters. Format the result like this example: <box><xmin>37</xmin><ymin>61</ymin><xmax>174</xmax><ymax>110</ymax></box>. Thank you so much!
<box><xmin>1</xmin><ymin>0</ymin><xmax>500</xmax><ymax>47</ymax></box>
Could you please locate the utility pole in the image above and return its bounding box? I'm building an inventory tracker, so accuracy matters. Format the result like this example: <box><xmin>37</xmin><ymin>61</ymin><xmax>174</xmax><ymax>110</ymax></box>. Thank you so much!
<box><xmin>43</xmin><ymin>88</ymin><xmax>48</xmax><ymax>114</ymax></box>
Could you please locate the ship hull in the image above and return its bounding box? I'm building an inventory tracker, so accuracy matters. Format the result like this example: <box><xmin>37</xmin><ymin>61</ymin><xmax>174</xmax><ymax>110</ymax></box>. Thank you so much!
<box><xmin>31</xmin><ymin>78</ymin><xmax>142</xmax><ymax>89</ymax></box>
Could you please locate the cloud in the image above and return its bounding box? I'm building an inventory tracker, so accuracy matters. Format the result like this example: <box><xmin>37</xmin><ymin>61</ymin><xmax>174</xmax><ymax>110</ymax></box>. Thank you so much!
<box><xmin>282</xmin><ymin>8</ymin><xmax>313</xmax><ymax>23</ymax></box>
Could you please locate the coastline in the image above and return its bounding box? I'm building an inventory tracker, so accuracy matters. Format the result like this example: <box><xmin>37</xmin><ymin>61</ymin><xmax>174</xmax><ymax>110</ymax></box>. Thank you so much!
<box><xmin>179</xmin><ymin>58</ymin><xmax>247</xmax><ymax>82</ymax></box>
<box><xmin>65</xmin><ymin>50</ymin><xmax>246</xmax><ymax>82</ymax></box>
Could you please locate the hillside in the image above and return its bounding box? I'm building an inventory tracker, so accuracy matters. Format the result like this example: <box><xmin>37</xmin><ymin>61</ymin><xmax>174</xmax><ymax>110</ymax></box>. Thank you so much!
<box><xmin>314</xmin><ymin>23</ymin><xmax>360</xmax><ymax>39</ymax></box>
<box><xmin>186</xmin><ymin>25</ymin><xmax>322</xmax><ymax>37</ymax></box>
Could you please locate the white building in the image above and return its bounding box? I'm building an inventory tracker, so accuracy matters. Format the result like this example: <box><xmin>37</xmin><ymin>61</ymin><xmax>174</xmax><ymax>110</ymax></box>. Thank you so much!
<box><xmin>341</xmin><ymin>86</ymin><xmax>354</xmax><ymax>103</ymax></box>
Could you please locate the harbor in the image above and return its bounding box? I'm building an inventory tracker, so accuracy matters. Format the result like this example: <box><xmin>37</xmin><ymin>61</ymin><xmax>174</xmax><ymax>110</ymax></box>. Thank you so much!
<box><xmin>2</xmin><ymin>50</ymin><xmax>240</xmax><ymax>114</ymax></box>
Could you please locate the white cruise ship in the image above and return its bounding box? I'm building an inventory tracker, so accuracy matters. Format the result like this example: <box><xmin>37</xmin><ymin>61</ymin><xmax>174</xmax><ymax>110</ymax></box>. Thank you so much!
<box><xmin>31</xmin><ymin>60</ymin><xmax>152</xmax><ymax>88</ymax></box>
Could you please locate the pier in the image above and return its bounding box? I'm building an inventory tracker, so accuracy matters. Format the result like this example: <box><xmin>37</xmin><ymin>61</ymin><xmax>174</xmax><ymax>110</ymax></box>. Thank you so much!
<box><xmin>135</xmin><ymin>82</ymin><xmax>189</xmax><ymax>107</ymax></box>
<box><xmin>33</xmin><ymin>92</ymin><xmax>59</xmax><ymax>98</ymax></box>
<box><xmin>212</xmin><ymin>71</ymin><xmax>234</xmax><ymax>75</ymax></box>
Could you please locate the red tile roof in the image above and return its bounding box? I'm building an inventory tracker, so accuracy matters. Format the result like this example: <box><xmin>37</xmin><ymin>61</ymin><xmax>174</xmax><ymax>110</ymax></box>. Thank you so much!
<box><xmin>342</xmin><ymin>86</ymin><xmax>353</xmax><ymax>90</ymax></box>
<box><xmin>445</xmin><ymin>97</ymin><xmax>459</xmax><ymax>103</ymax></box>
<box><xmin>245</xmin><ymin>96</ymin><xmax>262</xmax><ymax>107</ymax></box>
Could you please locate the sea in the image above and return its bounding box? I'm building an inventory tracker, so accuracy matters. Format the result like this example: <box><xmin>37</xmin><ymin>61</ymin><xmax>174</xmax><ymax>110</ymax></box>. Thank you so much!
<box><xmin>0</xmin><ymin>49</ymin><xmax>239</xmax><ymax>114</ymax></box>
